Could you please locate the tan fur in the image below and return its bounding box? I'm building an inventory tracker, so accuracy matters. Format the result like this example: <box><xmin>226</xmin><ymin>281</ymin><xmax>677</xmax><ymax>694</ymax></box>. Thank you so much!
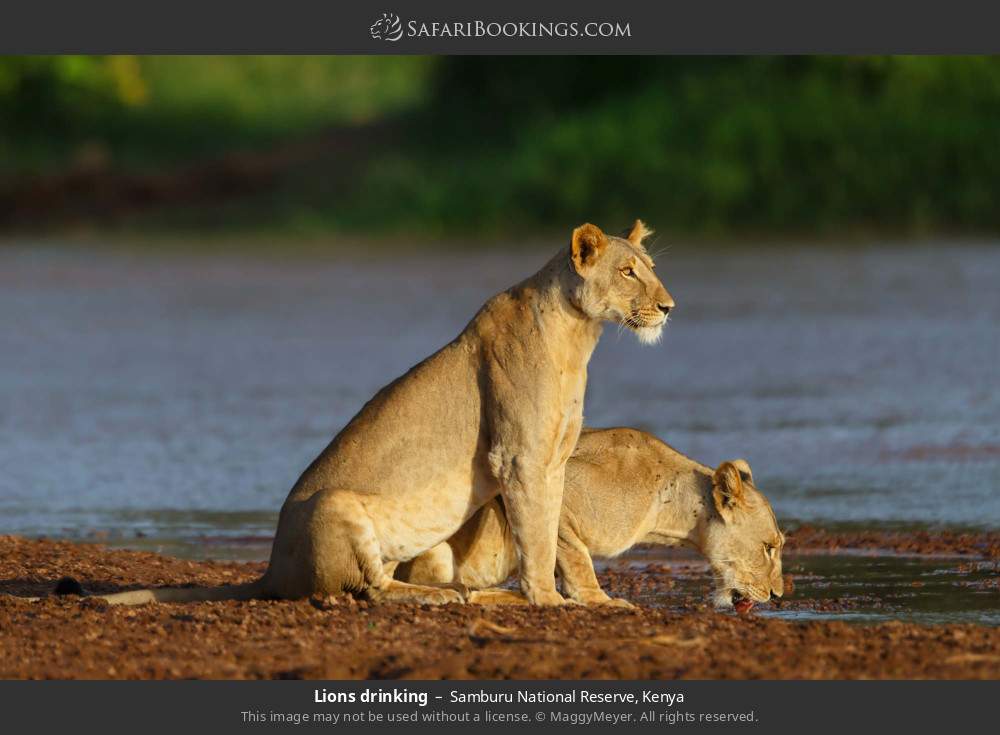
<box><xmin>397</xmin><ymin>428</ymin><xmax>785</xmax><ymax>608</ymax></box>
<box><xmin>89</xmin><ymin>224</ymin><xmax>673</xmax><ymax>607</ymax></box>
<box><xmin>625</xmin><ymin>219</ymin><xmax>654</xmax><ymax>249</ymax></box>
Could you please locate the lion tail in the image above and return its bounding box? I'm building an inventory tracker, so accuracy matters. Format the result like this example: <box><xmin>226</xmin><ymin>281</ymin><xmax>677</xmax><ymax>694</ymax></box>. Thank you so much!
<box><xmin>53</xmin><ymin>575</ymin><xmax>267</xmax><ymax>606</ymax></box>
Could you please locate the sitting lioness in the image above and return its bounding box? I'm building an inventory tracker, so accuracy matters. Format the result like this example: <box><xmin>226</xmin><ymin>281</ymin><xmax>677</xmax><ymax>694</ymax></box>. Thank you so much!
<box><xmin>395</xmin><ymin>428</ymin><xmax>785</xmax><ymax>612</ymax></box>
<box><xmin>78</xmin><ymin>222</ymin><xmax>673</xmax><ymax>607</ymax></box>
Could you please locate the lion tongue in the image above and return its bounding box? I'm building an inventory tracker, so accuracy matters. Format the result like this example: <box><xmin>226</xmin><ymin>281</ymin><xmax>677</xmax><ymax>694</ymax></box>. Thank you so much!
<box><xmin>734</xmin><ymin>598</ymin><xmax>754</xmax><ymax>615</ymax></box>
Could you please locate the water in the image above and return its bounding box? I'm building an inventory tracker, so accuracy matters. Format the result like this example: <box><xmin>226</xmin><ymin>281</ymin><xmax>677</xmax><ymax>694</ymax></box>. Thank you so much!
<box><xmin>767</xmin><ymin>553</ymin><xmax>1000</xmax><ymax>625</ymax></box>
<box><xmin>1</xmin><ymin>243</ymin><xmax>998</xmax><ymax>561</ymax></box>
<box><xmin>610</xmin><ymin>551</ymin><xmax>1000</xmax><ymax>626</ymax></box>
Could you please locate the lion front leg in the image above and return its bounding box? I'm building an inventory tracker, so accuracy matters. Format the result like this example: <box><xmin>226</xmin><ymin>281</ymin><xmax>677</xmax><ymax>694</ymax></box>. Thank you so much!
<box><xmin>557</xmin><ymin>524</ymin><xmax>635</xmax><ymax>608</ymax></box>
<box><xmin>495</xmin><ymin>456</ymin><xmax>567</xmax><ymax>606</ymax></box>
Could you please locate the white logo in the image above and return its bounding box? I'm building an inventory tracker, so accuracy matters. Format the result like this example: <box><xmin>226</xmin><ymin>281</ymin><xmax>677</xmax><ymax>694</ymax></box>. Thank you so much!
<box><xmin>370</xmin><ymin>12</ymin><xmax>404</xmax><ymax>41</ymax></box>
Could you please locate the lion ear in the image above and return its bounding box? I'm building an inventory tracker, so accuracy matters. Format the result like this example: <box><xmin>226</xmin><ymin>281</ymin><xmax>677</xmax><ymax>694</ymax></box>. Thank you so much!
<box><xmin>712</xmin><ymin>461</ymin><xmax>746</xmax><ymax>522</ymax></box>
<box><xmin>570</xmin><ymin>223</ymin><xmax>608</xmax><ymax>274</ymax></box>
<box><xmin>731</xmin><ymin>459</ymin><xmax>753</xmax><ymax>485</ymax></box>
<box><xmin>625</xmin><ymin>219</ymin><xmax>653</xmax><ymax>249</ymax></box>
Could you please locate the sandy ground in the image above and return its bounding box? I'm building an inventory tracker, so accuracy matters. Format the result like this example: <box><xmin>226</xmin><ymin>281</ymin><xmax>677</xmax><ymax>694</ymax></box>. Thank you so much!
<box><xmin>1</xmin><ymin>533</ymin><xmax>998</xmax><ymax>680</ymax></box>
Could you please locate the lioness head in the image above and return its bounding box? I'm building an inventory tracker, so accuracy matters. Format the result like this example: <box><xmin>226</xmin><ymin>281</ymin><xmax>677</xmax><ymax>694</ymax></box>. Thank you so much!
<box><xmin>568</xmin><ymin>220</ymin><xmax>674</xmax><ymax>345</ymax></box>
<box><xmin>701</xmin><ymin>460</ymin><xmax>785</xmax><ymax>612</ymax></box>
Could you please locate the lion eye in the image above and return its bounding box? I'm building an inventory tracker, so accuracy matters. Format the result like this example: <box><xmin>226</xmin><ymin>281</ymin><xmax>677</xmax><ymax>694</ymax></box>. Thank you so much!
<box><xmin>620</xmin><ymin>267</ymin><xmax>636</xmax><ymax>279</ymax></box>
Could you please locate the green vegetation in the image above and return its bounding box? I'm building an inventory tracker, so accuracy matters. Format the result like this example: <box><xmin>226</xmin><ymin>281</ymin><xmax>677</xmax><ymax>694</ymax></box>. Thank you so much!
<box><xmin>0</xmin><ymin>56</ymin><xmax>433</xmax><ymax>172</ymax></box>
<box><xmin>2</xmin><ymin>56</ymin><xmax>999</xmax><ymax>238</ymax></box>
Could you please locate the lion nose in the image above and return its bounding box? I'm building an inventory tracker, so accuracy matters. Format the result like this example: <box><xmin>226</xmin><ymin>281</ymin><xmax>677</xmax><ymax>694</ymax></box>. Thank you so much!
<box><xmin>656</xmin><ymin>289</ymin><xmax>675</xmax><ymax>316</ymax></box>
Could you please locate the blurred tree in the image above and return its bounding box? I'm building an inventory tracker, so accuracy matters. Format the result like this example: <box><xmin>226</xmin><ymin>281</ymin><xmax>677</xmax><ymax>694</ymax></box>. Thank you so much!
<box><xmin>0</xmin><ymin>56</ymin><xmax>433</xmax><ymax>173</ymax></box>
<box><xmin>347</xmin><ymin>56</ymin><xmax>1000</xmax><ymax>235</ymax></box>
<box><xmin>2</xmin><ymin>56</ymin><xmax>999</xmax><ymax>237</ymax></box>
<box><xmin>0</xmin><ymin>56</ymin><xmax>146</xmax><ymax>127</ymax></box>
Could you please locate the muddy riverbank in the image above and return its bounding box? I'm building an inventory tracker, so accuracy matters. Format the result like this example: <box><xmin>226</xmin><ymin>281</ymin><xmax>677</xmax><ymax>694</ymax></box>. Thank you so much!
<box><xmin>785</xmin><ymin>525</ymin><xmax>1000</xmax><ymax>558</ymax></box>
<box><xmin>2</xmin><ymin>535</ymin><xmax>998</xmax><ymax>680</ymax></box>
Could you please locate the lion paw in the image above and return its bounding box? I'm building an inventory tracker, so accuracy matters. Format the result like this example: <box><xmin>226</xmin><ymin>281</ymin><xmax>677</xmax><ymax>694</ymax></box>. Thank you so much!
<box><xmin>572</xmin><ymin>592</ymin><xmax>635</xmax><ymax>608</ymax></box>
<box><xmin>427</xmin><ymin>587</ymin><xmax>466</xmax><ymax>605</ymax></box>
<box><xmin>526</xmin><ymin>589</ymin><xmax>570</xmax><ymax>606</ymax></box>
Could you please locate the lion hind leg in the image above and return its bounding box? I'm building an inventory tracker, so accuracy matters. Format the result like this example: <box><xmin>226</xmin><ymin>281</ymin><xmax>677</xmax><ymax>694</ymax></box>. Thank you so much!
<box><xmin>294</xmin><ymin>489</ymin><xmax>385</xmax><ymax>598</ymax></box>
<box><xmin>365</xmin><ymin>578</ymin><xmax>466</xmax><ymax>605</ymax></box>
<box><xmin>321</xmin><ymin>494</ymin><xmax>465</xmax><ymax>606</ymax></box>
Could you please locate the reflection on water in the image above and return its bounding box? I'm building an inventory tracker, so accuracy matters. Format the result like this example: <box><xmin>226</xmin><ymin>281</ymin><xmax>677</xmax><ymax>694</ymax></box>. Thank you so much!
<box><xmin>609</xmin><ymin>551</ymin><xmax>1000</xmax><ymax>627</ymax></box>
<box><xmin>761</xmin><ymin>553</ymin><xmax>1000</xmax><ymax>626</ymax></box>
<box><xmin>1</xmin><ymin>244</ymin><xmax>998</xmax><ymax>550</ymax></box>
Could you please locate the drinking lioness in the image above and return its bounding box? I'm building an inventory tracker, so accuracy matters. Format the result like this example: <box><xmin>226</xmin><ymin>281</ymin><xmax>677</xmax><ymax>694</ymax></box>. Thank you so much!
<box><xmin>395</xmin><ymin>427</ymin><xmax>785</xmax><ymax>612</ymax></box>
